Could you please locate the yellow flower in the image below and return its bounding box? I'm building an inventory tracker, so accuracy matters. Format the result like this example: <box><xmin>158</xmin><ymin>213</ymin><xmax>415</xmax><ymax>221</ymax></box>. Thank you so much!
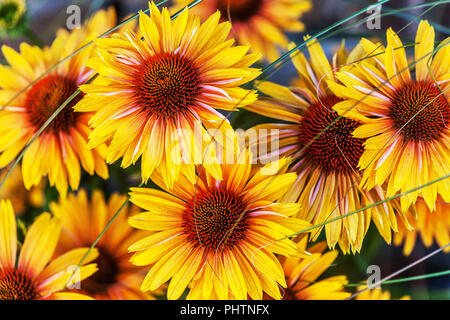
<box><xmin>0</xmin><ymin>8</ymin><xmax>129</xmax><ymax>196</ymax></box>
<box><xmin>0</xmin><ymin>199</ymin><xmax>98</xmax><ymax>300</ymax></box>
<box><xmin>128</xmin><ymin>147</ymin><xmax>311</xmax><ymax>300</ymax></box>
<box><xmin>0</xmin><ymin>0</ymin><xmax>25</xmax><ymax>31</ymax></box>
<box><xmin>51</xmin><ymin>189</ymin><xmax>154</xmax><ymax>300</ymax></box>
<box><xmin>173</xmin><ymin>0</ymin><xmax>311</xmax><ymax>61</ymax></box>
<box><xmin>0</xmin><ymin>165</ymin><xmax>43</xmax><ymax>216</ymax></box>
<box><xmin>246</xmin><ymin>38</ymin><xmax>397</xmax><ymax>254</ymax></box>
<box><xmin>279</xmin><ymin>239</ymin><xmax>351</xmax><ymax>300</ymax></box>
<box><xmin>75</xmin><ymin>2</ymin><xmax>260</xmax><ymax>189</ymax></box>
<box><xmin>329</xmin><ymin>20</ymin><xmax>449</xmax><ymax>212</ymax></box>
<box><xmin>394</xmin><ymin>196</ymin><xmax>450</xmax><ymax>255</ymax></box>
<box><xmin>354</xmin><ymin>286</ymin><xmax>410</xmax><ymax>300</ymax></box>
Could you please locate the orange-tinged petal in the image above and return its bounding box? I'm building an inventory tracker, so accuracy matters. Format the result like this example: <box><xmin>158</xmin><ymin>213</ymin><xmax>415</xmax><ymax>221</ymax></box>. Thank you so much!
<box><xmin>18</xmin><ymin>213</ymin><xmax>61</xmax><ymax>278</ymax></box>
<box><xmin>0</xmin><ymin>199</ymin><xmax>16</xmax><ymax>269</ymax></box>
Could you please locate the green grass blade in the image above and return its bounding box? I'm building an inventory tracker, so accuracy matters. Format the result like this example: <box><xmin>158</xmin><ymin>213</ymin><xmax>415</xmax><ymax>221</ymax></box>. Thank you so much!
<box><xmin>260</xmin><ymin>0</ymin><xmax>391</xmax><ymax>76</ymax></box>
<box><xmin>346</xmin><ymin>270</ymin><xmax>450</xmax><ymax>287</ymax></box>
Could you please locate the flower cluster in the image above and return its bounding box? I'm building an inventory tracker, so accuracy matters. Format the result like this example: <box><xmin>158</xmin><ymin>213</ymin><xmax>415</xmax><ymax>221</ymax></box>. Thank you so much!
<box><xmin>0</xmin><ymin>1</ymin><xmax>447</xmax><ymax>300</ymax></box>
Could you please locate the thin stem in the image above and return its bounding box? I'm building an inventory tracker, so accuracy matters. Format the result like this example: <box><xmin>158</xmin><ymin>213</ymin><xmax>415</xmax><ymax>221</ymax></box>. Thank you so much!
<box><xmin>344</xmin><ymin>0</ymin><xmax>450</xmax><ymax>34</ymax></box>
<box><xmin>0</xmin><ymin>73</ymin><xmax>92</xmax><ymax>192</ymax></box>
<box><xmin>345</xmin><ymin>270</ymin><xmax>450</xmax><ymax>287</ymax></box>
<box><xmin>262</xmin><ymin>173</ymin><xmax>449</xmax><ymax>245</ymax></box>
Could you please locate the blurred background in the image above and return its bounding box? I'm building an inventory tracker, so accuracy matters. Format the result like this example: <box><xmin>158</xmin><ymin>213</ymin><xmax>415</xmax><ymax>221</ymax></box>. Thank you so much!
<box><xmin>1</xmin><ymin>0</ymin><xmax>449</xmax><ymax>299</ymax></box>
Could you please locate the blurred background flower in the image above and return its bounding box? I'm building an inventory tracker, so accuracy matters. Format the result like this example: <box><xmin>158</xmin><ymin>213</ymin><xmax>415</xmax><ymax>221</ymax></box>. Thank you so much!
<box><xmin>0</xmin><ymin>0</ymin><xmax>26</xmax><ymax>36</ymax></box>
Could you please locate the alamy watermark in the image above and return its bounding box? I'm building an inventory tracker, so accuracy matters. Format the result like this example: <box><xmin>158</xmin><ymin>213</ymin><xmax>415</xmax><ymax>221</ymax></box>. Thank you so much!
<box><xmin>366</xmin><ymin>0</ymin><xmax>382</xmax><ymax>30</ymax></box>
<box><xmin>66</xmin><ymin>4</ymin><xmax>81</xmax><ymax>30</ymax></box>
<box><xmin>366</xmin><ymin>265</ymin><xmax>381</xmax><ymax>289</ymax></box>
<box><xmin>65</xmin><ymin>265</ymin><xmax>82</xmax><ymax>290</ymax></box>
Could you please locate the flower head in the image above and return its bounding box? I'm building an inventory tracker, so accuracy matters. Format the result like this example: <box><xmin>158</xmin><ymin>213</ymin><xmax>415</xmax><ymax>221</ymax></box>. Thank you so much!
<box><xmin>75</xmin><ymin>2</ymin><xmax>261</xmax><ymax>189</ymax></box>
<box><xmin>128</xmin><ymin>147</ymin><xmax>311</xmax><ymax>300</ymax></box>
<box><xmin>329</xmin><ymin>20</ymin><xmax>449</xmax><ymax>212</ymax></box>
<box><xmin>0</xmin><ymin>199</ymin><xmax>98</xmax><ymax>300</ymax></box>
<box><xmin>0</xmin><ymin>8</ymin><xmax>127</xmax><ymax>195</ymax></box>
<box><xmin>246</xmin><ymin>38</ymin><xmax>397</xmax><ymax>253</ymax></box>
